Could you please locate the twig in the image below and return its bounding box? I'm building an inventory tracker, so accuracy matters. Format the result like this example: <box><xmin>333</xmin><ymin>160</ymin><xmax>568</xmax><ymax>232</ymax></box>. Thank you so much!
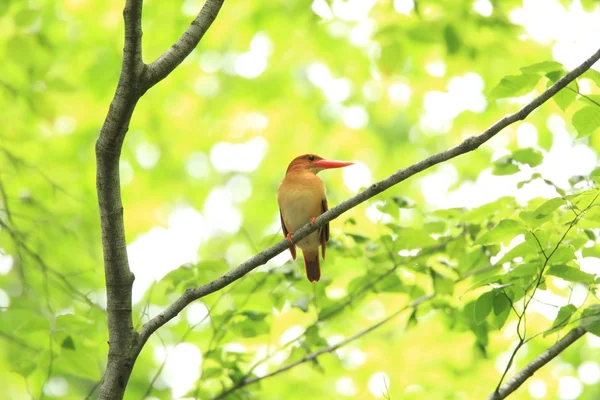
<box><xmin>487</xmin><ymin>327</ymin><xmax>587</xmax><ymax>400</ymax></box>
<box><xmin>494</xmin><ymin>192</ymin><xmax>599</xmax><ymax>391</ymax></box>
<box><xmin>213</xmin><ymin>294</ymin><xmax>434</xmax><ymax>399</ymax></box>
<box><xmin>138</xmin><ymin>47</ymin><xmax>600</xmax><ymax>352</ymax></box>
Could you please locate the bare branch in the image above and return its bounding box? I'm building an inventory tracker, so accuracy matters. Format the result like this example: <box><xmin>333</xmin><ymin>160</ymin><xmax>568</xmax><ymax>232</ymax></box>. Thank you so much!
<box><xmin>213</xmin><ymin>294</ymin><xmax>435</xmax><ymax>399</ymax></box>
<box><xmin>143</xmin><ymin>0</ymin><xmax>225</xmax><ymax>90</ymax></box>
<box><xmin>138</xmin><ymin>47</ymin><xmax>600</xmax><ymax>350</ymax></box>
<box><xmin>96</xmin><ymin>0</ymin><xmax>220</xmax><ymax>397</ymax></box>
<box><xmin>487</xmin><ymin>327</ymin><xmax>587</xmax><ymax>400</ymax></box>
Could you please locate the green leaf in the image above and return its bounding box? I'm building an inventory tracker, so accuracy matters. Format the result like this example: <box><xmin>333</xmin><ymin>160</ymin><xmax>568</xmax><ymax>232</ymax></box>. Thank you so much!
<box><xmin>443</xmin><ymin>25</ymin><xmax>460</xmax><ymax>55</ymax></box>
<box><xmin>61</xmin><ymin>335</ymin><xmax>76</xmax><ymax>351</ymax></box>
<box><xmin>512</xmin><ymin>148</ymin><xmax>543</xmax><ymax>167</ymax></box>
<box><xmin>345</xmin><ymin>233</ymin><xmax>369</xmax><ymax>244</ymax></box>
<box><xmin>291</xmin><ymin>295</ymin><xmax>310</xmax><ymax>312</ymax></box>
<box><xmin>375</xmin><ymin>273</ymin><xmax>404</xmax><ymax>293</ymax></box>
<box><xmin>377</xmin><ymin>200</ymin><xmax>399</xmax><ymax>219</ymax></box>
<box><xmin>431</xmin><ymin>270</ymin><xmax>454</xmax><ymax>295</ymax></box>
<box><xmin>533</xmin><ymin>198</ymin><xmax>564</xmax><ymax>219</ymax></box>
<box><xmin>582</xmin><ymin>245</ymin><xmax>600</xmax><ymax>258</ymax></box>
<box><xmin>202</xmin><ymin>367</ymin><xmax>222</xmax><ymax>379</ymax></box>
<box><xmin>492</xmin><ymin>155</ymin><xmax>519</xmax><ymax>176</ymax></box>
<box><xmin>240</xmin><ymin>311</ymin><xmax>268</xmax><ymax>321</ymax></box>
<box><xmin>546</xmin><ymin>70</ymin><xmax>563</xmax><ymax>83</ymax></box>
<box><xmin>475</xmin><ymin>219</ymin><xmax>525</xmax><ymax>246</ymax></box>
<box><xmin>474</xmin><ymin>291</ymin><xmax>494</xmax><ymax>325</ymax></box>
<box><xmin>495</xmin><ymin>240</ymin><xmax>539</xmax><ymax>265</ymax></box>
<box><xmin>549</xmin><ymin>246</ymin><xmax>576</xmax><ymax>264</ymax></box>
<box><xmin>406</xmin><ymin>309</ymin><xmax>418</xmax><ymax>329</ymax></box>
<box><xmin>304</xmin><ymin>325</ymin><xmax>328</xmax><ymax>348</ymax></box>
<box><xmin>493</xmin><ymin>293</ymin><xmax>510</xmax><ymax>316</ymax></box>
<box><xmin>583</xmin><ymin>69</ymin><xmax>600</xmax><ymax>87</ymax></box>
<box><xmin>231</xmin><ymin>318</ymin><xmax>270</xmax><ymax>337</ymax></box>
<box><xmin>492</xmin><ymin>161</ymin><xmax>520</xmax><ymax>176</ymax></box>
<box><xmin>580</xmin><ymin>304</ymin><xmax>600</xmax><ymax>336</ymax></box>
<box><xmin>572</xmin><ymin>106</ymin><xmax>600</xmax><ymax>138</ymax></box>
<box><xmin>546</xmin><ymin>265</ymin><xmax>596</xmax><ymax>284</ymax></box>
<box><xmin>506</xmin><ymin>262</ymin><xmax>540</xmax><ymax>280</ymax></box>
<box><xmin>387</xmin><ymin>226</ymin><xmax>437</xmax><ymax>249</ymax></box>
<box><xmin>424</xmin><ymin>220</ymin><xmax>447</xmax><ymax>234</ymax></box>
<box><xmin>545</xmin><ymin>304</ymin><xmax>576</xmax><ymax>337</ymax></box>
<box><xmin>520</xmin><ymin>61</ymin><xmax>564</xmax><ymax>74</ymax></box>
<box><xmin>492</xmin><ymin>305</ymin><xmax>511</xmax><ymax>330</ymax></box>
<box><xmin>552</xmin><ymin>85</ymin><xmax>577</xmax><ymax>111</ymax></box>
<box><xmin>489</xmin><ymin>74</ymin><xmax>540</xmax><ymax>100</ymax></box>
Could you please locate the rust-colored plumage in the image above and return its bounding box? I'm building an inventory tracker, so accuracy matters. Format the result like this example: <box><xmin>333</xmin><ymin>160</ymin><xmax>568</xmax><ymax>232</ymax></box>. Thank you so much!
<box><xmin>277</xmin><ymin>154</ymin><xmax>353</xmax><ymax>282</ymax></box>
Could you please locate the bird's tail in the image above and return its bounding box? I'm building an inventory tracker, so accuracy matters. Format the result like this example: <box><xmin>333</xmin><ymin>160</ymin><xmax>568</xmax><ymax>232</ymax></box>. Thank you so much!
<box><xmin>303</xmin><ymin>249</ymin><xmax>321</xmax><ymax>282</ymax></box>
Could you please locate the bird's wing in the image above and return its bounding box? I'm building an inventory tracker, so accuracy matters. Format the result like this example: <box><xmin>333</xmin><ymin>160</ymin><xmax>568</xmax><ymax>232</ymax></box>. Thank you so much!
<box><xmin>280</xmin><ymin>210</ymin><xmax>297</xmax><ymax>260</ymax></box>
<box><xmin>320</xmin><ymin>197</ymin><xmax>329</xmax><ymax>259</ymax></box>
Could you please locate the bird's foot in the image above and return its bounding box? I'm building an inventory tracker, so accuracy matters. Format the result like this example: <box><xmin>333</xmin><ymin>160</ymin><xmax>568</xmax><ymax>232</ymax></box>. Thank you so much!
<box><xmin>286</xmin><ymin>233</ymin><xmax>294</xmax><ymax>245</ymax></box>
<box><xmin>310</xmin><ymin>217</ymin><xmax>316</xmax><ymax>226</ymax></box>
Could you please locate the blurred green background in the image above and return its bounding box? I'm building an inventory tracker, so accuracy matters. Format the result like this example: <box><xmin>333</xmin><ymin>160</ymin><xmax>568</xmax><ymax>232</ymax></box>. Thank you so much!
<box><xmin>1</xmin><ymin>0</ymin><xmax>600</xmax><ymax>399</ymax></box>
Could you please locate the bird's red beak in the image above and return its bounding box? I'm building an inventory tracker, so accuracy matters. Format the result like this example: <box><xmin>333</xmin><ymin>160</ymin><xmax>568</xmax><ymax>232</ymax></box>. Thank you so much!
<box><xmin>313</xmin><ymin>159</ymin><xmax>354</xmax><ymax>169</ymax></box>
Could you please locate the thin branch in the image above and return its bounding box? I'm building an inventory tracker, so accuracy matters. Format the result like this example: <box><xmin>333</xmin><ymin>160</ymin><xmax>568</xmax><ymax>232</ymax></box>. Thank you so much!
<box><xmin>494</xmin><ymin>192</ymin><xmax>599</xmax><ymax>391</ymax></box>
<box><xmin>142</xmin><ymin>0</ymin><xmax>225</xmax><ymax>90</ymax></box>
<box><xmin>213</xmin><ymin>294</ymin><xmax>435</xmax><ymax>400</ymax></box>
<box><xmin>487</xmin><ymin>327</ymin><xmax>587</xmax><ymax>400</ymax></box>
<box><xmin>565</xmin><ymin>86</ymin><xmax>600</xmax><ymax>108</ymax></box>
<box><xmin>138</xmin><ymin>47</ymin><xmax>600</xmax><ymax>351</ymax></box>
<box><xmin>240</xmin><ymin>234</ymin><xmax>458</xmax><ymax>382</ymax></box>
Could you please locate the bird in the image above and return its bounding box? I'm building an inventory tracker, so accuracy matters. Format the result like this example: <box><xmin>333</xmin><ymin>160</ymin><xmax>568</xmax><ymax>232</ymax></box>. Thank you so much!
<box><xmin>277</xmin><ymin>154</ymin><xmax>354</xmax><ymax>282</ymax></box>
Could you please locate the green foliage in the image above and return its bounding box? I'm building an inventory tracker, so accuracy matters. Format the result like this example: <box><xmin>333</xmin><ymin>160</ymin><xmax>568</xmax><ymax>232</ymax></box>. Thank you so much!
<box><xmin>489</xmin><ymin>74</ymin><xmax>540</xmax><ymax>99</ymax></box>
<box><xmin>581</xmin><ymin>305</ymin><xmax>600</xmax><ymax>337</ymax></box>
<box><xmin>572</xmin><ymin>106</ymin><xmax>600</xmax><ymax>137</ymax></box>
<box><xmin>2</xmin><ymin>0</ymin><xmax>600</xmax><ymax>399</ymax></box>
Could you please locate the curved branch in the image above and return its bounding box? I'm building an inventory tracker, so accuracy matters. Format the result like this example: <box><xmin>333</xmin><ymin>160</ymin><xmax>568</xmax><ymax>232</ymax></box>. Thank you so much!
<box><xmin>96</xmin><ymin>0</ymin><xmax>223</xmax><ymax>398</ymax></box>
<box><xmin>96</xmin><ymin>2</ymin><xmax>145</xmax><ymax>399</ymax></box>
<box><xmin>213</xmin><ymin>294</ymin><xmax>435</xmax><ymax>400</ymax></box>
<box><xmin>142</xmin><ymin>0</ymin><xmax>225</xmax><ymax>90</ymax></box>
<box><xmin>487</xmin><ymin>327</ymin><xmax>587</xmax><ymax>400</ymax></box>
<box><xmin>137</xmin><ymin>47</ymin><xmax>600</xmax><ymax>350</ymax></box>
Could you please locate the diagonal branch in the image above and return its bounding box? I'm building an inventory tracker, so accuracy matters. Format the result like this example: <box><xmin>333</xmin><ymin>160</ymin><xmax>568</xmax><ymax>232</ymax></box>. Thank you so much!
<box><xmin>487</xmin><ymin>327</ymin><xmax>587</xmax><ymax>400</ymax></box>
<box><xmin>142</xmin><ymin>0</ymin><xmax>225</xmax><ymax>90</ymax></box>
<box><xmin>213</xmin><ymin>294</ymin><xmax>435</xmax><ymax>400</ymax></box>
<box><xmin>137</xmin><ymin>47</ymin><xmax>600</xmax><ymax>350</ymax></box>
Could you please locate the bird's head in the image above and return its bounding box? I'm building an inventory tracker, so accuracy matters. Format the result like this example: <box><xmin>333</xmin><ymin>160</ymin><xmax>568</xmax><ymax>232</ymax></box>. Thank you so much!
<box><xmin>286</xmin><ymin>154</ymin><xmax>354</xmax><ymax>175</ymax></box>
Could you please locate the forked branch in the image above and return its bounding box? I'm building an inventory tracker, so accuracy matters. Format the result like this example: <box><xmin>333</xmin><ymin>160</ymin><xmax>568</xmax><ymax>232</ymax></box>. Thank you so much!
<box><xmin>487</xmin><ymin>327</ymin><xmax>587</xmax><ymax>400</ymax></box>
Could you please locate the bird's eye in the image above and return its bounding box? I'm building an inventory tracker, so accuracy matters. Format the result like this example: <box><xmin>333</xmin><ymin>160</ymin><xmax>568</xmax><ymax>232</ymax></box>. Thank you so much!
<box><xmin>308</xmin><ymin>155</ymin><xmax>315</xmax><ymax>161</ymax></box>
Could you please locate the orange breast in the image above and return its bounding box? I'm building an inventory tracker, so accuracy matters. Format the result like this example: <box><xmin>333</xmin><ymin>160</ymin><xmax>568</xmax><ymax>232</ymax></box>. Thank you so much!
<box><xmin>277</xmin><ymin>172</ymin><xmax>325</xmax><ymax>250</ymax></box>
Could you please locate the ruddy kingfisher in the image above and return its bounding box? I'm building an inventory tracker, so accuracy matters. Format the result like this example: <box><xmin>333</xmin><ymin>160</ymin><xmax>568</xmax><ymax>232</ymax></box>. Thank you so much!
<box><xmin>277</xmin><ymin>154</ymin><xmax>354</xmax><ymax>282</ymax></box>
